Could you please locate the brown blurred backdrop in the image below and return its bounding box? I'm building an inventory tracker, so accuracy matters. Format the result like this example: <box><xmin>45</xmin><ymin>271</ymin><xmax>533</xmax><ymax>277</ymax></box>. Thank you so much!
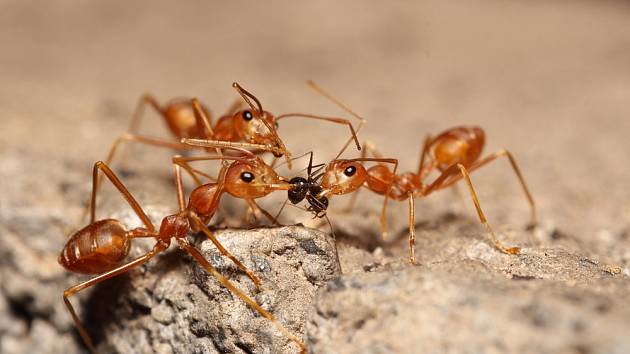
<box><xmin>1</xmin><ymin>0</ymin><xmax>629</xmax><ymax>267</ymax></box>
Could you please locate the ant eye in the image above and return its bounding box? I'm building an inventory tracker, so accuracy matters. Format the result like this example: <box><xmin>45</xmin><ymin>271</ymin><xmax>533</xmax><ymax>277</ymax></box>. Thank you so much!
<box><xmin>275</xmin><ymin>121</ymin><xmax>279</xmax><ymax>129</ymax></box>
<box><xmin>240</xmin><ymin>171</ymin><xmax>255</xmax><ymax>183</ymax></box>
<box><xmin>242</xmin><ymin>110</ymin><xmax>254</xmax><ymax>121</ymax></box>
<box><xmin>343</xmin><ymin>165</ymin><xmax>357</xmax><ymax>177</ymax></box>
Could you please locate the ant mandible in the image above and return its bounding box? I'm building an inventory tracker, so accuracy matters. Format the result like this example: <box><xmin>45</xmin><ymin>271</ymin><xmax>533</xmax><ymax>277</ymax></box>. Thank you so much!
<box><xmin>288</xmin><ymin>84</ymin><xmax>536</xmax><ymax>264</ymax></box>
<box><xmin>59</xmin><ymin>146</ymin><xmax>306</xmax><ymax>353</ymax></box>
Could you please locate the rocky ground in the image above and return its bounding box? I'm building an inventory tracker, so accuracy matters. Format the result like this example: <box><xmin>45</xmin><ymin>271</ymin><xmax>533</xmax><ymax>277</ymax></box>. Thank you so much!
<box><xmin>1</xmin><ymin>1</ymin><xmax>630</xmax><ymax>354</ymax></box>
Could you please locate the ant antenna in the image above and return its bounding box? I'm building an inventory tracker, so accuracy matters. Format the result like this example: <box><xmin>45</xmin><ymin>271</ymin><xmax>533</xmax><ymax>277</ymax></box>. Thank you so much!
<box><xmin>323</xmin><ymin>213</ymin><xmax>342</xmax><ymax>271</ymax></box>
<box><xmin>273</xmin><ymin>199</ymin><xmax>289</xmax><ymax>224</ymax></box>
<box><xmin>232</xmin><ymin>82</ymin><xmax>263</xmax><ymax>114</ymax></box>
<box><xmin>306</xmin><ymin>80</ymin><xmax>367</xmax><ymax>160</ymax></box>
<box><xmin>274</xmin><ymin>150</ymin><xmax>314</xmax><ymax>170</ymax></box>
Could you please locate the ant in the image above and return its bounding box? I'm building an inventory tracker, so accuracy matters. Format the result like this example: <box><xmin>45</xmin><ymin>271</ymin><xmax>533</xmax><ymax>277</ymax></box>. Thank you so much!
<box><xmin>59</xmin><ymin>145</ymin><xmax>307</xmax><ymax>353</ymax></box>
<box><xmin>104</xmin><ymin>82</ymin><xmax>362</xmax><ymax>173</ymax></box>
<box><xmin>287</xmin><ymin>84</ymin><xmax>536</xmax><ymax>264</ymax></box>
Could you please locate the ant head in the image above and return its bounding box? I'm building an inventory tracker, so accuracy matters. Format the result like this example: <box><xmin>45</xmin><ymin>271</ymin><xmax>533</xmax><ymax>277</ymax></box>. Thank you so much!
<box><xmin>320</xmin><ymin>160</ymin><xmax>367</xmax><ymax>196</ymax></box>
<box><xmin>233</xmin><ymin>109</ymin><xmax>283</xmax><ymax>156</ymax></box>
<box><xmin>231</xmin><ymin>82</ymin><xmax>289</xmax><ymax>160</ymax></box>
<box><xmin>223</xmin><ymin>157</ymin><xmax>287</xmax><ymax>199</ymax></box>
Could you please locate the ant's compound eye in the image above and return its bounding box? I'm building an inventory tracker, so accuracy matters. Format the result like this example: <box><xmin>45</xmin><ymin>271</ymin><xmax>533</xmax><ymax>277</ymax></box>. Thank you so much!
<box><xmin>240</xmin><ymin>171</ymin><xmax>255</xmax><ymax>183</ymax></box>
<box><xmin>242</xmin><ymin>110</ymin><xmax>254</xmax><ymax>121</ymax></box>
<box><xmin>343</xmin><ymin>165</ymin><xmax>357</xmax><ymax>177</ymax></box>
<box><xmin>275</xmin><ymin>121</ymin><xmax>279</xmax><ymax>129</ymax></box>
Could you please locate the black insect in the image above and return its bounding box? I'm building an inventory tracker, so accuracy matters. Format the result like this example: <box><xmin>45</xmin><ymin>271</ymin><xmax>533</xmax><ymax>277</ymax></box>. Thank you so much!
<box><xmin>288</xmin><ymin>152</ymin><xmax>329</xmax><ymax>217</ymax></box>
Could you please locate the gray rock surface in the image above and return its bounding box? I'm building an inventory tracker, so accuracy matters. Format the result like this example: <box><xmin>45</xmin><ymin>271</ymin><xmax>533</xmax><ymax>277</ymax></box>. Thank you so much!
<box><xmin>306</xmin><ymin>213</ymin><xmax>629</xmax><ymax>354</ymax></box>
<box><xmin>96</xmin><ymin>226</ymin><xmax>340</xmax><ymax>354</ymax></box>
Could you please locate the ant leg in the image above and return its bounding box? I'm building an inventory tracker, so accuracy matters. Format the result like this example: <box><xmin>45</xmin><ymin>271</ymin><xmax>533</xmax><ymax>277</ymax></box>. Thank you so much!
<box><xmin>438</xmin><ymin>149</ymin><xmax>536</xmax><ymax>225</ymax></box>
<box><xmin>128</xmin><ymin>93</ymin><xmax>162</xmax><ymax>133</ymax></box>
<box><xmin>182</xmin><ymin>138</ymin><xmax>286</xmax><ymax>158</ymax></box>
<box><xmin>177</xmin><ymin>238</ymin><xmax>306</xmax><ymax>354</ymax></box>
<box><xmin>408</xmin><ymin>192</ymin><xmax>416</xmax><ymax>264</ymax></box>
<box><xmin>79</xmin><ymin>134</ymin><xmax>202</xmax><ymax>223</ymax></box>
<box><xmin>191</xmin><ymin>98</ymin><xmax>225</xmax><ymax>160</ymax></box>
<box><xmin>63</xmin><ymin>242</ymin><xmax>167</xmax><ymax>353</ymax></box>
<box><xmin>417</xmin><ymin>134</ymin><xmax>434</xmax><ymax>177</ymax></box>
<box><xmin>425</xmin><ymin>164</ymin><xmax>521</xmax><ymax>255</ymax></box>
<box><xmin>89</xmin><ymin>162</ymin><xmax>155</xmax><ymax>232</ymax></box>
<box><xmin>173</xmin><ymin>161</ymin><xmax>186</xmax><ymax>212</ymax></box>
<box><xmin>188</xmin><ymin>212</ymin><xmax>262</xmax><ymax>288</ymax></box>
<box><xmin>246</xmin><ymin>199</ymin><xmax>281</xmax><ymax>226</ymax></box>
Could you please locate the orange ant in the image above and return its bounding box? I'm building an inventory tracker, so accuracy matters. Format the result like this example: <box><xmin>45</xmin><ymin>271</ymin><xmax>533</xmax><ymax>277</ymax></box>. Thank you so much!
<box><xmin>287</xmin><ymin>84</ymin><xmax>536</xmax><ymax>264</ymax></box>
<box><xmin>59</xmin><ymin>146</ymin><xmax>307</xmax><ymax>353</ymax></box>
<box><xmin>104</xmin><ymin>82</ymin><xmax>361</xmax><ymax>173</ymax></box>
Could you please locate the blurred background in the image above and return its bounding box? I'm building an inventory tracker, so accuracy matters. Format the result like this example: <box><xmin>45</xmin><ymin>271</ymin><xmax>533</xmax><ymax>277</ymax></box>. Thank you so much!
<box><xmin>1</xmin><ymin>1</ymin><xmax>629</xmax><ymax>353</ymax></box>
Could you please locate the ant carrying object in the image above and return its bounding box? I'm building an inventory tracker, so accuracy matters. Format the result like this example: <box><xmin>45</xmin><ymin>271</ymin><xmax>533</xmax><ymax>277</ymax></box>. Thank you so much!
<box><xmin>287</xmin><ymin>84</ymin><xmax>536</xmax><ymax>264</ymax></box>
<box><xmin>59</xmin><ymin>145</ymin><xmax>307</xmax><ymax>353</ymax></box>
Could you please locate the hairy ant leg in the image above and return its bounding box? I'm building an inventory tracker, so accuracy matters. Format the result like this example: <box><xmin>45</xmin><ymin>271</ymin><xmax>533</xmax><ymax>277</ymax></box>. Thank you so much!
<box><xmin>424</xmin><ymin>163</ymin><xmax>521</xmax><ymax>254</ymax></box>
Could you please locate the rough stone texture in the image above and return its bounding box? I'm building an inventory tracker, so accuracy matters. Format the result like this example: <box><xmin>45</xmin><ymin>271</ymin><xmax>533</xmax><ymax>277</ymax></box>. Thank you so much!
<box><xmin>307</xmin><ymin>217</ymin><xmax>630</xmax><ymax>354</ymax></box>
<box><xmin>94</xmin><ymin>226</ymin><xmax>340</xmax><ymax>354</ymax></box>
<box><xmin>2</xmin><ymin>1</ymin><xmax>630</xmax><ymax>354</ymax></box>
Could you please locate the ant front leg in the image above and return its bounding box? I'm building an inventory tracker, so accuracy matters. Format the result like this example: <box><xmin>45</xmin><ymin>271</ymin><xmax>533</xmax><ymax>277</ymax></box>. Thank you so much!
<box><xmin>425</xmin><ymin>163</ymin><xmax>521</xmax><ymax>255</ymax></box>
<box><xmin>63</xmin><ymin>242</ymin><xmax>167</xmax><ymax>353</ymax></box>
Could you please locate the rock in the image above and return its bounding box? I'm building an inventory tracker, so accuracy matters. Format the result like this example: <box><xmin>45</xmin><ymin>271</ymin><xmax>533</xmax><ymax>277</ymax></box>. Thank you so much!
<box><xmin>307</xmin><ymin>247</ymin><xmax>630</xmax><ymax>354</ymax></box>
<box><xmin>93</xmin><ymin>226</ymin><xmax>340</xmax><ymax>354</ymax></box>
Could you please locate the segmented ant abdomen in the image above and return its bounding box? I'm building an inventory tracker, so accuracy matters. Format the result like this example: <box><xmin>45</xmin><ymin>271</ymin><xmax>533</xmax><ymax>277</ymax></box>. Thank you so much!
<box><xmin>163</xmin><ymin>99</ymin><xmax>210</xmax><ymax>139</ymax></box>
<box><xmin>430</xmin><ymin>126</ymin><xmax>485</xmax><ymax>171</ymax></box>
<box><xmin>187</xmin><ymin>183</ymin><xmax>221</xmax><ymax>219</ymax></box>
<box><xmin>58</xmin><ymin>219</ymin><xmax>131</xmax><ymax>275</ymax></box>
<box><xmin>366</xmin><ymin>164</ymin><xmax>395</xmax><ymax>194</ymax></box>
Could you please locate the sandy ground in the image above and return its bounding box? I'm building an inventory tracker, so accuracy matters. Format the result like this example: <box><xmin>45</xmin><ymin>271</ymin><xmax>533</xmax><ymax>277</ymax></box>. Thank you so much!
<box><xmin>1</xmin><ymin>1</ymin><xmax>630</xmax><ymax>353</ymax></box>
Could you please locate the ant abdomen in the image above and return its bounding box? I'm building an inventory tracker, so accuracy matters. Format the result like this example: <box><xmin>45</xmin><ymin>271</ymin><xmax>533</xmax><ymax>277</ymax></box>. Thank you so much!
<box><xmin>430</xmin><ymin>126</ymin><xmax>485</xmax><ymax>171</ymax></box>
<box><xmin>58</xmin><ymin>219</ymin><xmax>131</xmax><ymax>275</ymax></box>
